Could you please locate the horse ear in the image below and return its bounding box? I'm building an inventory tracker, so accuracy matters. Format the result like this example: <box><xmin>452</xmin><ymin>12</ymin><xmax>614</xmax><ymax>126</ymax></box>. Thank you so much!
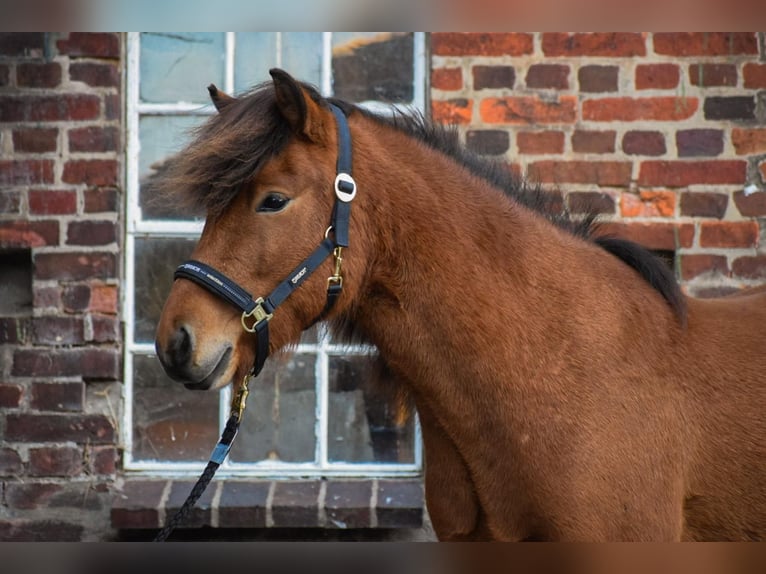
<box><xmin>269</xmin><ymin>68</ymin><xmax>325</xmax><ymax>142</ymax></box>
<box><xmin>207</xmin><ymin>84</ymin><xmax>235</xmax><ymax>112</ymax></box>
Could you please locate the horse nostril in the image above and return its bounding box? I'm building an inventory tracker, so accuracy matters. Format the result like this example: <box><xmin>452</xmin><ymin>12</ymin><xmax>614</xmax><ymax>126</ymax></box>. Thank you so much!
<box><xmin>168</xmin><ymin>324</ymin><xmax>193</xmax><ymax>369</ymax></box>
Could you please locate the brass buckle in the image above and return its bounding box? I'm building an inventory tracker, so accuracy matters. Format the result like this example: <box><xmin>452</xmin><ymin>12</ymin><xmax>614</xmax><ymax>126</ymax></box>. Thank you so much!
<box><xmin>240</xmin><ymin>297</ymin><xmax>273</xmax><ymax>333</ymax></box>
<box><xmin>230</xmin><ymin>374</ymin><xmax>250</xmax><ymax>422</ymax></box>
<box><xmin>327</xmin><ymin>246</ymin><xmax>343</xmax><ymax>288</ymax></box>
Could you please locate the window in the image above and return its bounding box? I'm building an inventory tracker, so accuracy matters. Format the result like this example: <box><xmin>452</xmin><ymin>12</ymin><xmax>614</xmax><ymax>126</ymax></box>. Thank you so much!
<box><xmin>123</xmin><ymin>32</ymin><xmax>425</xmax><ymax>476</ymax></box>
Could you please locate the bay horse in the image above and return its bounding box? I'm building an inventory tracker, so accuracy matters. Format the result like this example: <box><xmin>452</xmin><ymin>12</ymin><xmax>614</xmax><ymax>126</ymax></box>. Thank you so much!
<box><xmin>154</xmin><ymin>69</ymin><xmax>766</xmax><ymax>541</ymax></box>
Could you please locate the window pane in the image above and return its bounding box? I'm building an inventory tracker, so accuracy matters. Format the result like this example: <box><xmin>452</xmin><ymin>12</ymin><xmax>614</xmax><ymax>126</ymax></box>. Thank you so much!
<box><xmin>229</xmin><ymin>353</ymin><xmax>317</xmax><ymax>463</ymax></box>
<box><xmin>332</xmin><ymin>32</ymin><xmax>413</xmax><ymax>103</ymax></box>
<box><xmin>234</xmin><ymin>33</ymin><xmax>277</xmax><ymax>92</ymax></box>
<box><xmin>140</xmin><ymin>32</ymin><xmax>225</xmax><ymax>104</ymax></box>
<box><xmin>281</xmin><ymin>33</ymin><xmax>323</xmax><ymax>89</ymax></box>
<box><xmin>132</xmin><ymin>354</ymin><xmax>219</xmax><ymax>461</ymax></box>
<box><xmin>134</xmin><ymin>236</ymin><xmax>197</xmax><ymax>343</ymax></box>
<box><xmin>328</xmin><ymin>355</ymin><xmax>415</xmax><ymax>463</ymax></box>
<box><xmin>138</xmin><ymin>115</ymin><xmax>206</xmax><ymax>220</ymax></box>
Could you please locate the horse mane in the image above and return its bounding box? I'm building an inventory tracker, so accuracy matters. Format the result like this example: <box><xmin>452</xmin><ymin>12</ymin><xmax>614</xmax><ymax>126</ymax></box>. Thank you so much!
<box><xmin>149</xmin><ymin>80</ymin><xmax>686</xmax><ymax>322</ymax></box>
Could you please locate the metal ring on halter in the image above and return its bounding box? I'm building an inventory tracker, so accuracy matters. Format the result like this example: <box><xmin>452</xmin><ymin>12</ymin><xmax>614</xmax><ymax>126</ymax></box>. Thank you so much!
<box><xmin>334</xmin><ymin>173</ymin><xmax>357</xmax><ymax>202</ymax></box>
<box><xmin>324</xmin><ymin>225</ymin><xmax>333</xmax><ymax>239</ymax></box>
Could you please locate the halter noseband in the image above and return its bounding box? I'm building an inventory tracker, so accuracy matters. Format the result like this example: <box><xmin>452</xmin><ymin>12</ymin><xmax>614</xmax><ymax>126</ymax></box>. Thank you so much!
<box><xmin>173</xmin><ymin>104</ymin><xmax>355</xmax><ymax>379</ymax></box>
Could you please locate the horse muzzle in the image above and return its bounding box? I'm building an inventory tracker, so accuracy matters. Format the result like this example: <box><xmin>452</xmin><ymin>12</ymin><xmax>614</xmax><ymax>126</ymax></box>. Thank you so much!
<box><xmin>155</xmin><ymin>323</ymin><xmax>233</xmax><ymax>390</ymax></box>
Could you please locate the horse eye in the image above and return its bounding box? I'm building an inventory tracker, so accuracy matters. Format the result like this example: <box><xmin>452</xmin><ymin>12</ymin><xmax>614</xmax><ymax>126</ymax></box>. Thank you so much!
<box><xmin>256</xmin><ymin>193</ymin><xmax>290</xmax><ymax>213</ymax></box>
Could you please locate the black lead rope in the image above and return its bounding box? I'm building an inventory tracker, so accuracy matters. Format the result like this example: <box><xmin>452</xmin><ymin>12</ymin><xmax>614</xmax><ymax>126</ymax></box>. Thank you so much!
<box><xmin>154</xmin><ymin>103</ymin><xmax>355</xmax><ymax>541</ymax></box>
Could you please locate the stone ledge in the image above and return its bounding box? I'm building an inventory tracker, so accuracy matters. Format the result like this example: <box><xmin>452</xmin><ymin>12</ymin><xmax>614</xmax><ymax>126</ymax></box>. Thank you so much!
<box><xmin>111</xmin><ymin>478</ymin><xmax>423</xmax><ymax>531</ymax></box>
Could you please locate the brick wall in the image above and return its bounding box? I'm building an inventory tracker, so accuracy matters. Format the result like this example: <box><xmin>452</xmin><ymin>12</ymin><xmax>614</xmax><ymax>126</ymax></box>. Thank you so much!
<box><xmin>431</xmin><ymin>32</ymin><xmax>766</xmax><ymax>297</ymax></box>
<box><xmin>0</xmin><ymin>32</ymin><xmax>122</xmax><ymax>541</ymax></box>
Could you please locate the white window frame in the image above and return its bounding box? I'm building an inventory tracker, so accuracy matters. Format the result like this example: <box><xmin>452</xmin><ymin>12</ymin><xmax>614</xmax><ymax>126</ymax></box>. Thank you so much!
<box><xmin>123</xmin><ymin>32</ymin><xmax>425</xmax><ymax>477</ymax></box>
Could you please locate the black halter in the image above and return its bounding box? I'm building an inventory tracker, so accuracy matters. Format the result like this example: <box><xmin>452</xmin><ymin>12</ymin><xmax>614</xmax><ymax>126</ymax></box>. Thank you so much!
<box><xmin>173</xmin><ymin>103</ymin><xmax>355</xmax><ymax>378</ymax></box>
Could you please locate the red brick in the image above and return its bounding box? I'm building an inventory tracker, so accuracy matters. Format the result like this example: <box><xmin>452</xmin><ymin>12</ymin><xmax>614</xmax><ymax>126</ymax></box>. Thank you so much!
<box><xmin>376</xmin><ymin>480</ymin><xmax>423</xmax><ymax>528</ymax></box>
<box><xmin>731</xmin><ymin>128</ymin><xmax>766</xmax><ymax>155</ymax></box>
<box><xmin>12</xmin><ymin>128</ymin><xmax>58</xmax><ymax>153</ymax></box>
<box><xmin>105</xmin><ymin>93</ymin><xmax>120</xmax><ymax>120</ymax></box>
<box><xmin>635</xmin><ymin>64</ymin><xmax>679</xmax><ymax>90</ymax></box>
<box><xmin>525</xmin><ymin>64</ymin><xmax>569</xmax><ymax>89</ymax></box>
<box><xmin>567</xmin><ymin>191</ymin><xmax>615</xmax><ymax>215</ymax></box>
<box><xmin>0</xmin><ymin>33</ymin><xmax>45</xmax><ymax>57</ymax></box>
<box><xmin>743</xmin><ymin>63</ymin><xmax>766</xmax><ymax>89</ymax></box>
<box><xmin>31</xmin><ymin>382</ymin><xmax>85</xmax><ymax>412</ymax></box>
<box><xmin>653</xmin><ymin>33</ymin><xmax>757</xmax><ymax>56</ymax></box>
<box><xmin>29</xmin><ymin>189</ymin><xmax>77</xmax><ymax>215</ymax></box>
<box><xmin>700</xmin><ymin>221</ymin><xmax>759</xmax><ymax>248</ymax></box>
<box><xmin>733</xmin><ymin>190</ymin><xmax>766</xmax><ymax>217</ymax></box>
<box><xmin>110</xmin><ymin>480</ymin><xmax>166</xmax><ymax>529</ymax></box>
<box><xmin>90</xmin><ymin>284</ymin><xmax>118</xmax><ymax>313</ymax></box>
<box><xmin>0</xmin><ymin>318</ymin><xmax>30</xmax><ymax>344</ymax></box>
<box><xmin>68</xmin><ymin>126</ymin><xmax>119</xmax><ymax>153</ymax></box>
<box><xmin>29</xmin><ymin>447</ymin><xmax>83</xmax><ymax>477</ymax></box>
<box><xmin>91</xmin><ymin>446</ymin><xmax>118</xmax><ymax>475</ymax></box>
<box><xmin>66</xmin><ymin>220</ymin><xmax>117</xmax><ymax>246</ymax></box>
<box><xmin>84</xmin><ymin>188</ymin><xmax>119</xmax><ymax>213</ymax></box>
<box><xmin>32</xmin><ymin>316</ymin><xmax>84</xmax><ymax>345</ymax></box>
<box><xmin>0</xmin><ymin>220</ymin><xmax>59</xmax><ymax>248</ymax></box>
<box><xmin>0</xmin><ymin>447</ymin><xmax>23</xmax><ymax>477</ymax></box>
<box><xmin>704</xmin><ymin>96</ymin><xmax>755</xmax><ymax>121</ymax></box>
<box><xmin>432</xmin><ymin>99</ymin><xmax>472</xmax><ymax>125</ymax></box>
<box><xmin>34</xmin><ymin>252</ymin><xmax>116</xmax><ymax>280</ymax></box>
<box><xmin>33</xmin><ymin>286</ymin><xmax>60</xmax><ymax>309</ymax></box>
<box><xmin>0</xmin><ymin>160</ymin><xmax>54</xmax><ymax>185</ymax></box>
<box><xmin>63</xmin><ymin>160</ymin><xmax>117</xmax><ymax>186</ymax></box>
<box><xmin>431</xmin><ymin>67</ymin><xmax>462</xmax><ymax>91</ymax></box>
<box><xmin>517</xmin><ymin>131</ymin><xmax>565</xmax><ymax>154</ymax></box>
<box><xmin>571</xmin><ymin>130</ymin><xmax>615</xmax><ymax>154</ymax></box>
<box><xmin>472</xmin><ymin>65</ymin><xmax>515</xmax><ymax>90</ymax></box>
<box><xmin>4</xmin><ymin>483</ymin><xmax>62</xmax><ymax>509</ymax></box>
<box><xmin>622</xmin><ymin>131</ymin><xmax>666</xmax><ymax>156</ymax></box>
<box><xmin>0</xmin><ymin>383</ymin><xmax>23</xmax><ymax>408</ymax></box>
<box><xmin>761</xmin><ymin>161</ymin><xmax>766</xmax><ymax>183</ymax></box>
<box><xmin>638</xmin><ymin>160</ymin><xmax>746</xmax><ymax>187</ymax></box>
<box><xmin>528</xmin><ymin>161</ymin><xmax>632</xmax><ymax>186</ymax></box>
<box><xmin>676</xmin><ymin>129</ymin><xmax>723</xmax><ymax>157</ymax></box>
<box><xmin>16</xmin><ymin>62</ymin><xmax>61</xmax><ymax>88</ymax></box>
<box><xmin>681</xmin><ymin>254</ymin><xmax>729</xmax><ymax>280</ymax></box>
<box><xmin>578</xmin><ymin>65</ymin><xmax>618</xmax><ymax>92</ymax></box>
<box><xmin>596</xmin><ymin>222</ymin><xmax>695</xmax><ymax>250</ymax></box>
<box><xmin>689</xmin><ymin>64</ymin><xmax>737</xmax><ymax>87</ymax></box>
<box><xmin>680</xmin><ymin>192</ymin><xmax>728</xmax><ymax>218</ymax></box>
<box><xmin>272</xmin><ymin>480</ymin><xmax>321</xmax><ymax>527</ymax></box>
<box><xmin>431</xmin><ymin>33</ymin><xmax>533</xmax><ymax>56</ymax></box>
<box><xmin>621</xmin><ymin>191</ymin><xmax>676</xmax><ymax>218</ymax></box>
<box><xmin>0</xmin><ymin>190</ymin><xmax>21</xmax><ymax>214</ymax></box>
<box><xmin>543</xmin><ymin>33</ymin><xmax>646</xmax><ymax>56</ymax></box>
<box><xmin>732</xmin><ymin>255</ymin><xmax>766</xmax><ymax>279</ymax></box>
<box><xmin>465</xmin><ymin>130</ymin><xmax>509</xmax><ymax>155</ymax></box>
<box><xmin>91</xmin><ymin>314</ymin><xmax>120</xmax><ymax>343</ymax></box>
<box><xmin>61</xmin><ymin>284</ymin><xmax>90</xmax><ymax>312</ymax></box>
<box><xmin>0</xmin><ymin>94</ymin><xmax>101</xmax><ymax>122</ymax></box>
<box><xmin>583</xmin><ymin>97</ymin><xmax>698</xmax><ymax>121</ymax></box>
<box><xmin>5</xmin><ymin>412</ymin><xmax>115</xmax><ymax>443</ymax></box>
<box><xmin>480</xmin><ymin>96</ymin><xmax>577</xmax><ymax>125</ymax></box>
<box><xmin>70</xmin><ymin>62</ymin><xmax>120</xmax><ymax>88</ymax></box>
<box><xmin>56</xmin><ymin>33</ymin><xmax>119</xmax><ymax>58</ymax></box>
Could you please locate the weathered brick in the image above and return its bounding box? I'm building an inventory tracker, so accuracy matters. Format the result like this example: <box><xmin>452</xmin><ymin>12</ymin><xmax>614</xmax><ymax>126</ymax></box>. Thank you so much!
<box><xmin>517</xmin><ymin>131</ymin><xmax>565</xmax><ymax>154</ymax></box>
<box><xmin>12</xmin><ymin>348</ymin><xmax>120</xmax><ymax>379</ymax></box>
<box><xmin>376</xmin><ymin>480</ymin><xmax>423</xmax><ymax>528</ymax></box>
<box><xmin>31</xmin><ymin>381</ymin><xmax>85</xmax><ymax>412</ymax></box>
<box><xmin>0</xmin><ymin>33</ymin><xmax>44</xmax><ymax>57</ymax></box>
<box><xmin>33</xmin><ymin>286</ymin><xmax>60</xmax><ymax>309</ymax></box>
<box><xmin>0</xmin><ymin>318</ymin><xmax>31</xmax><ymax>344</ymax></box>
<box><xmin>83</xmin><ymin>188</ymin><xmax>119</xmax><ymax>213</ymax></box>
<box><xmin>681</xmin><ymin>254</ymin><xmax>729</xmax><ymax>280</ymax></box>
<box><xmin>432</xmin><ymin>99</ymin><xmax>472</xmax><ymax>125</ymax></box>
<box><xmin>16</xmin><ymin>62</ymin><xmax>61</xmax><ymax>88</ymax></box>
<box><xmin>90</xmin><ymin>283</ymin><xmax>118</xmax><ymax>313</ymax></box>
<box><xmin>431</xmin><ymin>67</ymin><xmax>462</xmax><ymax>91</ymax></box>
<box><xmin>66</xmin><ymin>220</ymin><xmax>117</xmax><ymax>246</ymax></box>
<box><xmin>62</xmin><ymin>160</ymin><xmax>118</xmax><ymax>187</ymax></box>
<box><xmin>68</xmin><ymin>126</ymin><xmax>119</xmax><ymax>153</ymax></box>
<box><xmin>700</xmin><ymin>221</ymin><xmax>760</xmax><ymax>248</ymax></box>
<box><xmin>0</xmin><ymin>383</ymin><xmax>23</xmax><ymax>407</ymax></box>
<box><xmin>525</xmin><ymin>64</ymin><xmax>569</xmax><ymax>89</ymax></box>
<box><xmin>56</xmin><ymin>33</ymin><xmax>120</xmax><ymax>58</ymax></box>
<box><xmin>571</xmin><ymin>130</ymin><xmax>615</xmax><ymax>154</ymax></box>
<box><xmin>0</xmin><ymin>447</ymin><xmax>23</xmax><ymax>476</ymax></box>
<box><xmin>689</xmin><ymin>64</ymin><xmax>737</xmax><ymax>87</ymax></box>
<box><xmin>5</xmin><ymin>483</ymin><xmax>63</xmax><ymax>509</ymax></box>
<box><xmin>622</xmin><ymin>131</ymin><xmax>666</xmax><ymax>156</ymax></box>
<box><xmin>703</xmin><ymin>97</ymin><xmax>755</xmax><ymax>121</ymax></box>
<box><xmin>676</xmin><ymin>129</ymin><xmax>723</xmax><ymax>157</ymax></box>
<box><xmin>34</xmin><ymin>252</ymin><xmax>116</xmax><ymax>280</ymax></box>
<box><xmin>90</xmin><ymin>446</ymin><xmax>118</xmax><ymax>475</ymax></box>
<box><xmin>733</xmin><ymin>190</ymin><xmax>766</xmax><ymax>217</ymax></box>
<box><xmin>61</xmin><ymin>284</ymin><xmax>90</xmax><ymax>312</ymax></box>
<box><xmin>680</xmin><ymin>192</ymin><xmax>728</xmax><ymax>218</ymax></box>
<box><xmin>12</xmin><ymin>128</ymin><xmax>58</xmax><ymax>153</ymax></box>
<box><xmin>653</xmin><ymin>33</ymin><xmax>757</xmax><ymax>56</ymax></box>
<box><xmin>0</xmin><ymin>160</ymin><xmax>54</xmax><ymax>185</ymax></box>
<box><xmin>0</xmin><ymin>220</ymin><xmax>59</xmax><ymax>248</ymax></box>
<box><xmin>731</xmin><ymin>129</ymin><xmax>766</xmax><ymax>155</ymax></box>
<box><xmin>325</xmin><ymin>480</ymin><xmax>372</xmax><ymax>529</ymax></box>
<box><xmin>528</xmin><ymin>161</ymin><xmax>632</xmax><ymax>186</ymax></box>
<box><xmin>743</xmin><ymin>63</ymin><xmax>766</xmax><ymax>89</ymax></box>
<box><xmin>218</xmin><ymin>481</ymin><xmax>270</xmax><ymax>528</ymax></box>
<box><xmin>70</xmin><ymin>61</ymin><xmax>120</xmax><ymax>88</ymax></box>
<box><xmin>0</xmin><ymin>63</ymin><xmax>8</xmax><ymax>86</ymax></box>
<box><xmin>29</xmin><ymin>189</ymin><xmax>77</xmax><ymax>215</ymax></box>
<box><xmin>105</xmin><ymin>93</ymin><xmax>120</xmax><ymax>121</ymax></box>
<box><xmin>32</xmin><ymin>316</ymin><xmax>85</xmax><ymax>345</ymax></box>
<box><xmin>635</xmin><ymin>64</ymin><xmax>679</xmax><ymax>90</ymax></box>
<box><xmin>110</xmin><ymin>480</ymin><xmax>166</xmax><ymax>529</ymax></box>
<box><xmin>0</xmin><ymin>94</ymin><xmax>101</xmax><ymax>122</ymax></box>
<box><xmin>465</xmin><ymin>130</ymin><xmax>509</xmax><ymax>155</ymax></box>
<box><xmin>5</xmin><ymin>413</ymin><xmax>115</xmax><ymax>443</ymax></box>
<box><xmin>480</xmin><ymin>96</ymin><xmax>577</xmax><ymax>124</ymax></box>
<box><xmin>90</xmin><ymin>314</ymin><xmax>120</xmax><ymax>343</ymax></box>
<box><xmin>29</xmin><ymin>446</ymin><xmax>83</xmax><ymax>477</ymax></box>
<box><xmin>431</xmin><ymin>33</ymin><xmax>533</xmax><ymax>56</ymax></box>
<box><xmin>638</xmin><ymin>161</ymin><xmax>746</xmax><ymax>187</ymax></box>
<box><xmin>567</xmin><ymin>191</ymin><xmax>615</xmax><ymax>215</ymax></box>
<box><xmin>583</xmin><ymin>97</ymin><xmax>698</xmax><ymax>121</ymax></box>
<box><xmin>621</xmin><ymin>191</ymin><xmax>676</xmax><ymax>218</ymax></box>
<box><xmin>272</xmin><ymin>480</ymin><xmax>321</xmax><ymax>527</ymax></box>
<box><xmin>0</xmin><ymin>190</ymin><xmax>21</xmax><ymax>214</ymax></box>
<box><xmin>732</xmin><ymin>255</ymin><xmax>766</xmax><ymax>279</ymax></box>
<box><xmin>596</xmin><ymin>222</ymin><xmax>695</xmax><ymax>250</ymax></box>
<box><xmin>542</xmin><ymin>33</ymin><xmax>646</xmax><ymax>57</ymax></box>
<box><xmin>165</xmin><ymin>481</ymin><xmax>216</xmax><ymax>528</ymax></box>
<box><xmin>472</xmin><ymin>65</ymin><xmax>515</xmax><ymax>90</ymax></box>
<box><xmin>578</xmin><ymin>65</ymin><xmax>619</xmax><ymax>93</ymax></box>
<box><xmin>0</xmin><ymin>520</ymin><xmax>83</xmax><ymax>542</ymax></box>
